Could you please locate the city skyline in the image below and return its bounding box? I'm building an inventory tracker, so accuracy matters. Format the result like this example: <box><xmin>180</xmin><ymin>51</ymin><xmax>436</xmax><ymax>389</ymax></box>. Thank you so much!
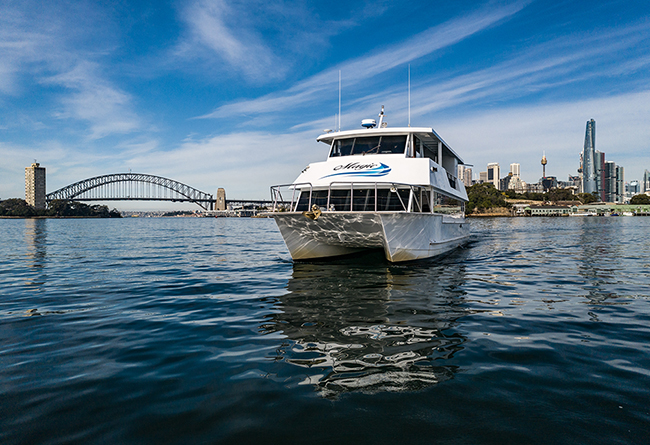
<box><xmin>2</xmin><ymin>1</ymin><xmax>650</xmax><ymax>209</ymax></box>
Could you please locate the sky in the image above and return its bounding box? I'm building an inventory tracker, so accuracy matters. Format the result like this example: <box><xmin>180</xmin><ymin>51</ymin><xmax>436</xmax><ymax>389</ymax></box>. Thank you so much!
<box><xmin>2</xmin><ymin>0</ymin><xmax>650</xmax><ymax>209</ymax></box>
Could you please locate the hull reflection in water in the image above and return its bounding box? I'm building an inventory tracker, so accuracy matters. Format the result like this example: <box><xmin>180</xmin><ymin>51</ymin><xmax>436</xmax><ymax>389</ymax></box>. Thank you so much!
<box><xmin>262</xmin><ymin>251</ymin><xmax>469</xmax><ymax>397</ymax></box>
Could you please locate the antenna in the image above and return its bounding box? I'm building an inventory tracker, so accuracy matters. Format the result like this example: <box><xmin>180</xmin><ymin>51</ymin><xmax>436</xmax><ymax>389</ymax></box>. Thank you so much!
<box><xmin>338</xmin><ymin>70</ymin><xmax>341</xmax><ymax>131</ymax></box>
<box><xmin>408</xmin><ymin>64</ymin><xmax>411</xmax><ymax>127</ymax></box>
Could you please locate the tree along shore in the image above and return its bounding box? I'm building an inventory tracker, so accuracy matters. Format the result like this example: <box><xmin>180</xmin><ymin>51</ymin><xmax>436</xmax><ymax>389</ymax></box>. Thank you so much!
<box><xmin>463</xmin><ymin>183</ymin><xmax>640</xmax><ymax>216</ymax></box>
<box><xmin>0</xmin><ymin>199</ymin><xmax>121</xmax><ymax>218</ymax></box>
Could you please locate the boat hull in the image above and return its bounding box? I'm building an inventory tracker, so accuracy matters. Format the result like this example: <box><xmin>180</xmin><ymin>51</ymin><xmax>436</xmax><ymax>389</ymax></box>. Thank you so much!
<box><xmin>271</xmin><ymin>212</ymin><xmax>469</xmax><ymax>262</ymax></box>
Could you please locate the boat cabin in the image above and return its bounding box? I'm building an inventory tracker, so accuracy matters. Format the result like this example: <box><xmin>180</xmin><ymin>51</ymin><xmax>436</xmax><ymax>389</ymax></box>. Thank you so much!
<box><xmin>271</xmin><ymin>117</ymin><xmax>468</xmax><ymax>217</ymax></box>
<box><xmin>318</xmin><ymin>128</ymin><xmax>462</xmax><ymax>177</ymax></box>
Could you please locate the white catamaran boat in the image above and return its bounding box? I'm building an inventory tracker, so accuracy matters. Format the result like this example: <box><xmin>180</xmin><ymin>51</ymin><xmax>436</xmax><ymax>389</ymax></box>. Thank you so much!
<box><xmin>267</xmin><ymin>107</ymin><xmax>470</xmax><ymax>262</ymax></box>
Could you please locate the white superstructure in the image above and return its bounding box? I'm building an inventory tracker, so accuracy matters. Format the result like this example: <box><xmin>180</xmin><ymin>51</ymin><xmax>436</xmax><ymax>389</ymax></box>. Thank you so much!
<box><xmin>267</xmin><ymin>107</ymin><xmax>470</xmax><ymax>262</ymax></box>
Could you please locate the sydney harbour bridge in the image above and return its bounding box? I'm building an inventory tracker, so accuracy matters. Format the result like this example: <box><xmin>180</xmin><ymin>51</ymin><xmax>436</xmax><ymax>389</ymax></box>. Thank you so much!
<box><xmin>45</xmin><ymin>173</ymin><xmax>272</xmax><ymax>211</ymax></box>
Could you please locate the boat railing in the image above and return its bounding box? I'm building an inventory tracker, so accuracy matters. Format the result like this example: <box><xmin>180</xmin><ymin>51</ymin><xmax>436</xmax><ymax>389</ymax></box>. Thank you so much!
<box><xmin>270</xmin><ymin>182</ymin><xmax>464</xmax><ymax>215</ymax></box>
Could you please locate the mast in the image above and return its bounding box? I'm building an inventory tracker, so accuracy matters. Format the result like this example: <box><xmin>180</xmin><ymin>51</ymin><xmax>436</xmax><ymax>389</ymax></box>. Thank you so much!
<box><xmin>338</xmin><ymin>70</ymin><xmax>341</xmax><ymax>131</ymax></box>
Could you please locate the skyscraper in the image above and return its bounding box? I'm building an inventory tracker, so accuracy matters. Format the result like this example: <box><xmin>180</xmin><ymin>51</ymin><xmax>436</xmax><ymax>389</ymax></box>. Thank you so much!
<box><xmin>582</xmin><ymin>119</ymin><xmax>596</xmax><ymax>194</ymax></box>
<box><xmin>595</xmin><ymin>151</ymin><xmax>606</xmax><ymax>201</ymax></box>
<box><xmin>510</xmin><ymin>163</ymin><xmax>520</xmax><ymax>178</ymax></box>
<box><xmin>457</xmin><ymin>165</ymin><xmax>473</xmax><ymax>188</ymax></box>
<box><xmin>25</xmin><ymin>162</ymin><xmax>46</xmax><ymax>209</ymax></box>
<box><xmin>487</xmin><ymin>163</ymin><xmax>500</xmax><ymax>189</ymax></box>
<box><xmin>604</xmin><ymin>161</ymin><xmax>616</xmax><ymax>202</ymax></box>
<box><xmin>616</xmin><ymin>166</ymin><xmax>624</xmax><ymax>203</ymax></box>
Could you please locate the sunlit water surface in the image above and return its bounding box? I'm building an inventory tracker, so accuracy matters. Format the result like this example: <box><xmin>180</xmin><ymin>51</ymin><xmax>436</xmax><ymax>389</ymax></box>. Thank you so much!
<box><xmin>1</xmin><ymin>217</ymin><xmax>649</xmax><ymax>444</ymax></box>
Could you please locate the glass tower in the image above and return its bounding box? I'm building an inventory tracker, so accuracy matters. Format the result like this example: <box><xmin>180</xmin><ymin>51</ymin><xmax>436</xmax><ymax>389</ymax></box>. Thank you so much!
<box><xmin>582</xmin><ymin>119</ymin><xmax>596</xmax><ymax>194</ymax></box>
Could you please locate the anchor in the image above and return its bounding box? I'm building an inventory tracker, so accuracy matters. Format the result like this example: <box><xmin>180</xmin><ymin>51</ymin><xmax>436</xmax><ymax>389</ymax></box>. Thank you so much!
<box><xmin>303</xmin><ymin>204</ymin><xmax>322</xmax><ymax>220</ymax></box>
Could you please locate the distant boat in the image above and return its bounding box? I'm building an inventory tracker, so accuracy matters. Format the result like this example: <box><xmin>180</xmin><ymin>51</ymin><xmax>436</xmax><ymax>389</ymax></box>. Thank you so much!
<box><xmin>266</xmin><ymin>106</ymin><xmax>469</xmax><ymax>262</ymax></box>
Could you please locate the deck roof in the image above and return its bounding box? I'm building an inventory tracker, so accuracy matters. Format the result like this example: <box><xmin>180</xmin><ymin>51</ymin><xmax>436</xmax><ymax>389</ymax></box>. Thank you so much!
<box><xmin>316</xmin><ymin>126</ymin><xmax>465</xmax><ymax>165</ymax></box>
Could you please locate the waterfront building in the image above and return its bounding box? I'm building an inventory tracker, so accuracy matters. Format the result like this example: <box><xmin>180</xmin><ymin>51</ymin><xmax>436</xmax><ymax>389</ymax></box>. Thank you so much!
<box><xmin>643</xmin><ymin>170</ymin><xmax>650</xmax><ymax>193</ymax></box>
<box><xmin>507</xmin><ymin>176</ymin><xmax>527</xmax><ymax>193</ymax></box>
<box><xmin>25</xmin><ymin>162</ymin><xmax>46</xmax><ymax>209</ymax></box>
<box><xmin>500</xmin><ymin>173</ymin><xmax>512</xmax><ymax>191</ymax></box>
<box><xmin>457</xmin><ymin>165</ymin><xmax>473</xmax><ymax>188</ymax></box>
<box><xmin>604</xmin><ymin>161</ymin><xmax>616</xmax><ymax>202</ymax></box>
<box><xmin>526</xmin><ymin>204</ymin><xmax>573</xmax><ymax>216</ymax></box>
<box><xmin>627</xmin><ymin>180</ymin><xmax>640</xmax><ymax>197</ymax></box>
<box><xmin>602</xmin><ymin>161</ymin><xmax>625</xmax><ymax>202</ymax></box>
<box><xmin>616</xmin><ymin>166</ymin><xmax>624</xmax><ymax>203</ymax></box>
<box><xmin>487</xmin><ymin>163</ymin><xmax>500</xmax><ymax>189</ymax></box>
<box><xmin>479</xmin><ymin>171</ymin><xmax>488</xmax><ymax>184</ymax></box>
<box><xmin>582</xmin><ymin>119</ymin><xmax>597</xmax><ymax>195</ymax></box>
<box><xmin>541</xmin><ymin>176</ymin><xmax>558</xmax><ymax>192</ymax></box>
<box><xmin>594</xmin><ymin>151</ymin><xmax>606</xmax><ymax>201</ymax></box>
<box><xmin>510</xmin><ymin>163</ymin><xmax>521</xmax><ymax>178</ymax></box>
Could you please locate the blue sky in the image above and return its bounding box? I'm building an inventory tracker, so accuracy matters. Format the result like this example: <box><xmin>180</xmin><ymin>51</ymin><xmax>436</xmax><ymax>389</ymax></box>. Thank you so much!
<box><xmin>2</xmin><ymin>0</ymin><xmax>650</xmax><ymax>209</ymax></box>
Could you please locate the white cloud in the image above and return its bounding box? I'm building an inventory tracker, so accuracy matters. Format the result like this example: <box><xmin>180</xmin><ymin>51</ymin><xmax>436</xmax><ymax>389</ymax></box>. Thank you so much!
<box><xmin>121</xmin><ymin>130</ymin><xmax>324</xmax><ymax>198</ymax></box>
<box><xmin>0</xmin><ymin>1</ymin><xmax>142</xmax><ymax>139</ymax></box>
<box><xmin>177</xmin><ymin>0</ymin><xmax>281</xmax><ymax>81</ymax></box>
<box><xmin>44</xmin><ymin>62</ymin><xmax>141</xmax><ymax>139</ymax></box>
<box><xmin>198</xmin><ymin>0</ymin><xmax>530</xmax><ymax>118</ymax></box>
<box><xmin>174</xmin><ymin>0</ymin><xmax>373</xmax><ymax>84</ymax></box>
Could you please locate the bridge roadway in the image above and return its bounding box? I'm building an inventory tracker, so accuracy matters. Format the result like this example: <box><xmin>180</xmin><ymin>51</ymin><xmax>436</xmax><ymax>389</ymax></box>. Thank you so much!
<box><xmin>44</xmin><ymin>171</ymin><xmax>289</xmax><ymax>211</ymax></box>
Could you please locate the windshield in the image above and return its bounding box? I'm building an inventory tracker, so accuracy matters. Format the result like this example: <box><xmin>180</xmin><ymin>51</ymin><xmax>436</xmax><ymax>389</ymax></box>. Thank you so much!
<box><xmin>329</xmin><ymin>135</ymin><xmax>407</xmax><ymax>157</ymax></box>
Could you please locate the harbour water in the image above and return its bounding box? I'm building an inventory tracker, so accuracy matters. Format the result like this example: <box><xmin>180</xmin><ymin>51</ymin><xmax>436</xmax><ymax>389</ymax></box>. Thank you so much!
<box><xmin>1</xmin><ymin>216</ymin><xmax>649</xmax><ymax>444</ymax></box>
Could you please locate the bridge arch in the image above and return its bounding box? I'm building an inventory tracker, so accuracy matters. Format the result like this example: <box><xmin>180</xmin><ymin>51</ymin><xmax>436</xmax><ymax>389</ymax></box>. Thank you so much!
<box><xmin>46</xmin><ymin>173</ymin><xmax>214</xmax><ymax>210</ymax></box>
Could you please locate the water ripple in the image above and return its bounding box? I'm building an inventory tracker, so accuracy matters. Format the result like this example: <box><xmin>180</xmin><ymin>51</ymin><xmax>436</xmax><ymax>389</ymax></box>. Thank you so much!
<box><xmin>1</xmin><ymin>217</ymin><xmax>650</xmax><ymax>444</ymax></box>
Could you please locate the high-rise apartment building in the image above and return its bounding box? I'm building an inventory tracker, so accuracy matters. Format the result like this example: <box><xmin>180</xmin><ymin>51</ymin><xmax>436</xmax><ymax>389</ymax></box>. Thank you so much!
<box><xmin>604</xmin><ymin>161</ymin><xmax>616</xmax><ymax>202</ymax></box>
<box><xmin>603</xmin><ymin>161</ymin><xmax>625</xmax><ymax>202</ymax></box>
<box><xmin>487</xmin><ymin>163</ymin><xmax>500</xmax><ymax>189</ymax></box>
<box><xmin>616</xmin><ymin>166</ymin><xmax>624</xmax><ymax>203</ymax></box>
<box><xmin>479</xmin><ymin>171</ymin><xmax>488</xmax><ymax>183</ymax></box>
<box><xmin>582</xmin><ymin>119</ymin><xmax>597</xmax><ymax>194</ymax></box>
<box><xmin>25</xmin><ymin>162</ymin><xmax>46</xmax><ymax>209</ymax></box>
<box><xmin>510</xmin><ymin>163</ymin><xmax>520</xmax><ymax>178</ymax></box>
<box><xmin>643</xmin><ymin>170</ymin><xmax>650</xmax><ymax>193</ymax></box>
<box><xmin>595</xmin><ymin>151</ymin><xmax>606</xmax><ymax>201</ymax></box>
<box><xmin>457</xmin><ymin>165</ymin><xmax>473</xmax><ymax>188</ymax></box>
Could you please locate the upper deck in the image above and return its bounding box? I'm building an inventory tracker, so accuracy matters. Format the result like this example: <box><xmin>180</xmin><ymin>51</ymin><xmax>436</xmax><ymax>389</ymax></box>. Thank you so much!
<box><xmin>316</xmin><ymin>126</ymin><xmax>465</xmax><ymax>166</ymax></box>
<box><xmin>290</xmin><ymin>125</ymin><xmax>468</xmax><ymax>202</ymax></box>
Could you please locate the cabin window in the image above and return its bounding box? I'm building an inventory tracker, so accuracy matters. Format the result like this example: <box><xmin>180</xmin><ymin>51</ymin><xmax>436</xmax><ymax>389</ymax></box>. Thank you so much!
<box><xmin>329</xmin><ymin>189</ymin><xmax>351</xmax><ymax>210</ymax></box>
<box><xmin>411</xmin><ymin>188</ymin><xmax>432</xmax><ymax>213</ymax></box>
<box><xmin>295</xmin><ymin>188</ymin><xmax>410</xmax><ymax>212</ymax></box>
<box><xmin>351</xmin><ymin>136</ymin><xmax>381</xmax><ymax>155</ymax></box>
<box><xmin>413</xmin><ymin>136</ymin><xmax>438</xmax><ymax>163</ymax></box>
<box><xmin>377</xmin><ymin>188</ymin><xmax>410</xmax><ymax>211</ymax></box>
<box><xmin>376</xmin><ymin>136</ymin><xmax>408</xmax><ymax>154</ymax></box>
<box><xmin>295</xmin><ymin>190</ymin><xmax>328</xmax><ymax>211</ymax></box>
<box><xmin>433</xmin><ymin>193</ymin><xmax>463</xmax><ymax>215</ymax></box>
<box><xmin>353</xmin><ymin>189</ymin><xmax>375</xmax><ymax>211</ymax></box>
<box><xmin>330</xmin><ymin>139</ymin><xmax>355</xmax><ymax>157</ymax></box>
<box><xmin>329</xmin><ymin>136</ymin><xmax>407</xmax><ymax>157</ymax></box>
